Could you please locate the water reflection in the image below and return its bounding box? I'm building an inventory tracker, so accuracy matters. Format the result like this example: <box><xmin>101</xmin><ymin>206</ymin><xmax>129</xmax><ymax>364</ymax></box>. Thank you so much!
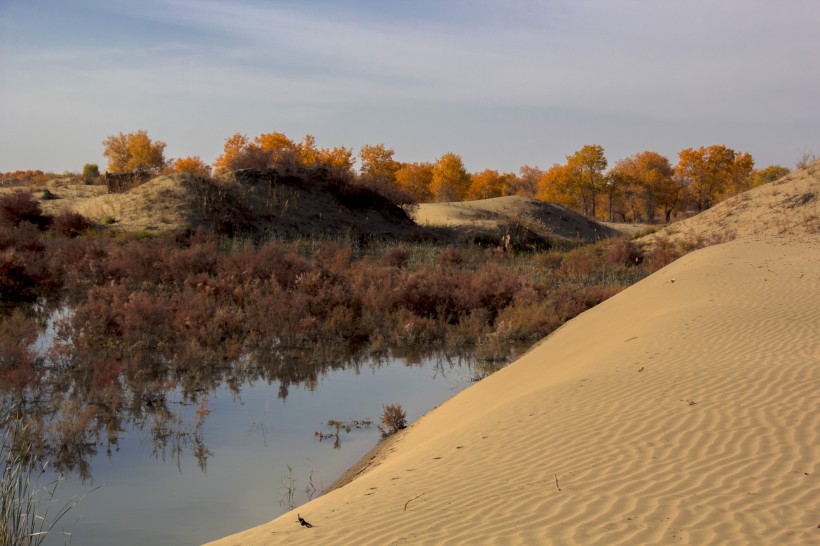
<box><xmin>33</xmin><ymin>352</ymin><xmax>479</xmax><ymax>545</ymax></box>
<box><xmin>1</xmin><ymin>304</ymin><xmax>490</xmax><ymax>483</ymax></box>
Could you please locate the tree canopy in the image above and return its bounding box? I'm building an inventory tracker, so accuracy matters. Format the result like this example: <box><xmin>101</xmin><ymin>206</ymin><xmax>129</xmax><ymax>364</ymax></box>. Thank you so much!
<box><xmin>431</xmin><ymin>153</ymin><xmax>471</xmax><ymax>202</ymax></box>
<box><xmin>610</xmin><ymin>151</ymin><xmax>678</xmax><ymax>223</ymax></box>
<box><xmin>172</xmin><ymin>156</ymin><xmax>212</xmax><ymax>177</ymax></box>
<box><xmin>394</xmin><ymin>162</ymin><xmax>434</xmax><ymax>202</ymax></box>
<box><xmin>102</xmin><ymin>130</ymin><xmax>166</xmax><ymax>174</ymax></box>
<box><xmin>676</xmin><ymin>145</ymin><xmax>753</xmax><ymax>211</ymax></box>
<box><xmin>359</xmin><ymin>144</ymin><xmax>400</xmax><ymax>182</ymax></box>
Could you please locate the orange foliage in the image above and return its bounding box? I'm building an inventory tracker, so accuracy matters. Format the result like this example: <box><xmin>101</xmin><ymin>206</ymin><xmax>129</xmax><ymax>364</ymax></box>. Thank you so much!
<box><xmin>297</xmin><ymin>134</ymin><xmax>353</xmax><ymax>174</ymax></box>
<box><xmin>467</xmin><ymin>170</ymin><xmax>515</xmax><ymax>200</ymax></box>
<box><xmin>537</xmin><ymin>145</ymin><xmax>608</xmax><ymax>218</ymax></box>
<box><xmin>676</xmin><ymin>145</ymin><xmax>753</xmax><ymax>210</ymax></box>
<box><xmin>0</xmin><ymin>170</ymin><xmax>59</xmax><ymax>185</ymax></box>
<box><xmin>431</xmin><ymin>153</ymin><xmax>470</xmax><ymax>202</ymax></box>
<box><xmin>255</xmin><ymin>132</ymin><xmax>297</xmax><ymax>168</ymax></box>
<box><xmin>212</xmin><ymin>133</ymin><xmax>276</xmax><ymax>174</ymax></box>
<box><xmin>536</xmin><ymin>163</ymin><xmax>574</xmax><ymax>207</ymax></box>
<box><xmin>359</xmin><ymin>144</ymin><xmax>400</xmax><ymax>182</ymax></box>
<box><xmin>395</xmin><ymin>162</ymin><xmax>434</xmax><ymax>202</ymax></box>
<box><xmin>610</xmin><ymin>151</ymin><xmax>677</xmax><ymax>223</ymax></box>
<box><xmin>102</xmin><ymin>130</ymin><xmax>166</xmax><ymax>174</ymax></box>
<box><xmin>515</xmin><ymin>166</ymin><xmax>544</xmax><ymax>197</ymax></box>
<box><xmin>565</xmin><ymin>144</ymin><xmax>607</xmax><ymax>218</ymax></box>
<box><xmin>172</xmin><ymin>156</ymin><xmax>212</xmax><ymax>177</ymax></box>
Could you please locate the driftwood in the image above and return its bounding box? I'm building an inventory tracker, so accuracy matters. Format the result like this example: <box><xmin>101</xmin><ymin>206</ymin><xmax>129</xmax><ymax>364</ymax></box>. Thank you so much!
<box><xmin>404</xmin><ymin>492</ymin><xmax>425</xmax><ymax>511</ymax></box>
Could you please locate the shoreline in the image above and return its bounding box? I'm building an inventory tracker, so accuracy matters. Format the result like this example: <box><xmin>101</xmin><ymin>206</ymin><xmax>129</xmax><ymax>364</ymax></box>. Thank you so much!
<box><xmin>323</xmin><ymin>426</ymin><xmax>408</xmax><ymax>494</ymax></box>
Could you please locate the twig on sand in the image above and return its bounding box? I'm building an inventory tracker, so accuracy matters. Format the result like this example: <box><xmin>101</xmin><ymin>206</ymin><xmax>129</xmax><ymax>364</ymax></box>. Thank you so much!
<box><xmin>404</xmin><ymin>492</ymin><xmax>425</xmax><ymax>511</ymax></box>
<box><xmin>554</xmin><ymin>474</ymin><xmax>561</xmax><ymax>492</ymax></box>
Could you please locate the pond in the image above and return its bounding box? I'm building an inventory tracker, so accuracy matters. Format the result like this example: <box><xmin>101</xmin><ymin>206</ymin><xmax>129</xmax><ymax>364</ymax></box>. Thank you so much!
<box><xmin>40</xmin><ymin>356</ymin><xmax>480</xmax><ymax>545</ymax></box>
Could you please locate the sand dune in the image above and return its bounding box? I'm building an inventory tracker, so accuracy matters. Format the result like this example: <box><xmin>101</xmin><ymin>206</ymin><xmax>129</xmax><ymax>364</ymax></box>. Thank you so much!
<box><xmin>414</xmin><ymin>196</ymin><xmax>620</xmax><ymax>243</ymax></box>
<box><xmin>646</xmin><ymin>161</ymin><xmax>819</xmax><ymax>244</ymax></box>
<box><xmin>206</xmin><ymin>234</ymin><xmax>819</xmax><ymax>546</ymax></box>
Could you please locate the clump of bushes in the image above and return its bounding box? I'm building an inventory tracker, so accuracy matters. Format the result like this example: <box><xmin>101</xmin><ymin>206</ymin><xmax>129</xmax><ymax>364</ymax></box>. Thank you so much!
<box><xmin>0</xmin><ymin>192</ymin><xmax>50</xmax><ymax>229</ymax></box>
<box><xmin>378</xmin><ymin>403</ymin><xmax>407</xmax><ymax>437</ymax></box>
<box><xmin>51</xmin><ymin>211</ymin><xmax>91</xmax><ymax>237</ymax></box>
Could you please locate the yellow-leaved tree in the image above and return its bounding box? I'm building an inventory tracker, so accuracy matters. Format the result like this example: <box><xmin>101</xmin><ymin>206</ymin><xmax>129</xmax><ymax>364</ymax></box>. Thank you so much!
<box><xmin>566</xmin><ymin>144</ymin><xmax>607</xmax><ymax>218</ymax></box>
<box><xmin>102</xmin><ymin>130</ymin><xmax>166</xmax><ymax>174</ymax></box>
<box><xmin>296</xmin><ymin>134</ymin><xmax>354</xmax><ymax>175</ymax></box>
<box><xmin>213</xmin><ymin>133</ymin><xmax>278</xmax><ymax>174</ymax></box>
<box><xmin>609</xmin><ymin>151</ymin><xmax>677</xmax><ymax>223</ymax></box>
<box><xmin>255</xmin><ymin>132</ymin><xmax>298</xmax><ymax>168</ymax></box>
<box><xmin>431</xmin><ymin>153</ymin><xmax>470</xmax><ymax>202</ymax></box>
<box><xmin>359</xmin><ymin>144</ymin><xmax>400</xmax><ymax>182</ymax></box>
<box><xmin>751</xmin><ymin>165</ymin><xmax>790</xmax><ymax>187</ymax></box>
<box><xmin>676</xmin><ymin>145</ymin><xmax>753</xmax><ymax>210</ymax></box>
<box><xmin>171</xmin><ymin>156</ymin><xmax>212</xmax><ymax>177</ymax></box>
<box><xmin>466</xmin><ymin>170</ymin><xmax>515</xmax><ymax>200</ymax></box>
<box><xmin>394</xmin><ymin>162</ymin><xmax>434</xmax><ymax>202</ymax></box>
<box><xmin>536</xmin><ymin>163</ymin><xmax>574</xmax><ymax>207</ymax></box>
<box><xmin>537</xmin><ymin>144</ymin><xmax>608</xmax><ymax>218</ymax></box>
<box><xmin>515</xmin><ymin>165</ymin><xmax>544</xmax><ymax>198</ymax></box>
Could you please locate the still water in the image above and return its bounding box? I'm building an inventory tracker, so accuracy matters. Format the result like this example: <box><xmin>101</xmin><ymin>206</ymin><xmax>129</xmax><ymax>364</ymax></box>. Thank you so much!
<box><xmin>44</xmin><ymin>357</ymin><xmax>476</xmax><ymax>545</ymax></box>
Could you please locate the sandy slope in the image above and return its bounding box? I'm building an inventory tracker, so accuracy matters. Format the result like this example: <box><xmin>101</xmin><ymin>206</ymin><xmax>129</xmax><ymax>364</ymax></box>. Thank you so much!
<box><xmin>206</xmin><ymin>235</ymin><xmax>819</xmax><ymax>546</ymax></box>
<box><xmin>414</xmin><ymin>196</ymin><xmax>620</xmax><ymax>243</ymax></box>
<box><xmin>645</xmin><ymin>162</ymin><xmax>819</xmax><ymax>244</ymax></box>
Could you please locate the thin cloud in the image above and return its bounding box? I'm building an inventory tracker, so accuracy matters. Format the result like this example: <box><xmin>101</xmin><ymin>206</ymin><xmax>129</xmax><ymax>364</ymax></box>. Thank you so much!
<box><xmin>0</xmin><ymin>0</ymin><xmax>817</xmax><ymax>171</ymax></box>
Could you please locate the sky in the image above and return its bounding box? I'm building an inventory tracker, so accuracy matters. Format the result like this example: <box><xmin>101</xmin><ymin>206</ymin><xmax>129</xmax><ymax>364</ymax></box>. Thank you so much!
<box><xmin>1</xmin><ymin>0</ymin><xmax>818</xmax><ymax>174</ymax></box>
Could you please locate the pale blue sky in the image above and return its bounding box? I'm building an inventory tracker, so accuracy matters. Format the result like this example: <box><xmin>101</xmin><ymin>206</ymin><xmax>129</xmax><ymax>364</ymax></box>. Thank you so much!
<box><xmin>1</xmin><ymin>0</ymin><xmax>818</xmax><ymax>173</ymax></box>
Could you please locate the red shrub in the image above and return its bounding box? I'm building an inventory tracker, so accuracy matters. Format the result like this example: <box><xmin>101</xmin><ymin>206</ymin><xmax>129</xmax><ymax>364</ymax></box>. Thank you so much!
<box><xmin>0</xmin><ymin>191</ymin><xmax>50</xmax><ymax>228</ymax></box>
<box><xmin>51</xmin><ymin>211</ymin><xmax>92</xmax><ymax>237</ymax></box>
<box><xmin>0</xmin><ymin>309</ymin><xmax>41</xmax><ymax>393</ymax></box>
<box><xmin>437</xmin><ymin>247</ymin><xmax>463</xmax><ymax>266</ymax></box>
<box><xmin>223</xmin><ymin>240</ymin><xmax>309</xmax><ymax>287</ymax></box>
<box><xmin>381</xmin><ymin>247</ymin><xmax>411</xmax><ymax>268</ymax></box>
<box><xmin>644</xmin><ymin>243</ymin><xmax>681</xmax><ymax>271</ymax></box>
<box><xmin>0</xmin><ymin>224</ymin><xmax>55</xmax><ymax>301</ymax></box>
<box><xmin>605</xmin><ymin>239</ymin><xmax>644</xmax><ymax>266</ymax></box>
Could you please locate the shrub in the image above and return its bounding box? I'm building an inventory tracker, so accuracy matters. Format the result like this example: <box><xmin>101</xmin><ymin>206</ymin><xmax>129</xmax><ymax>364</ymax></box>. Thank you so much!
<box><xmin>605</xmin><ymin>238</ymin><xmax>644</xmax><ymax>266</ymax></box>
<box><xmin>644</xmin><ymin>240</ymin><xmax>680</xmax><ymax>271</ymax></box>
<box><xmin>437</xmin><ymin>247</ymin><xmax>463</xmax><ymax>266</ymax></box>
<box><xmin>0</xmin><ymin>192</ymin><xmax>50</xmax><ymax>229</ymax></box>
<box><xmin>0</xmin><ymin>310</ymin><xmax>41</xmax><ymax>393</ymax></box>
<box><xmin>378</xmin><ymin>403</ymin><xmax>407</xmax><ymax>437</ymax></box>
<box><xmin>0</xmin><ymin>225</ymin><xmax>55</xmax><ymax>302</ymax></box>
<box><xmin>381</xmin><ymin>247</ymin><xmax>411</xmax><ymax>268</ymax></box>
<box><xmin>82</xmin><ymin>163</ymin><xmax>100</xmax><ymax>183</ymax></box>
<box><xmin>51</xmin><ymin>211</ymin><xmax>92</xmax><ymax>237</ymax></box>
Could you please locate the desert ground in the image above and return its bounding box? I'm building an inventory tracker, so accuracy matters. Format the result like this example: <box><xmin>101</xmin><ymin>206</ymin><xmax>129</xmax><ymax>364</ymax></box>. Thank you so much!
<box><xmin>206</xmin><ymin>165</ymin><xmax>819</xmax><ymax>545</ymax></box>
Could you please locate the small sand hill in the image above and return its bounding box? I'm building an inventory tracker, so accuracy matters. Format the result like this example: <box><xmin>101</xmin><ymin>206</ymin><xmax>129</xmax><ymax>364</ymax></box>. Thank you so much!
<box><xmin>207</xmin><ymin>235</ymin><xmax>819</xmax><ymax>545</ymax></box>
<box><xmin>71</xmin><ymin>169</ymin><xmax>417</xmax><ymax>238</ymax></box>
<box><xmin>73</xmin><ymin>175</ymin><xmax>197</xmax><ymax>233</ymax></box>
<box><xmin>414</xmin><ymin>196</ymin><xmax>620</xmax><ymax>244</ymax></box>
<box><xmin>645</xmin><ymin>161</ymin><xmax>820</xmax><ymax>244</ymax></box>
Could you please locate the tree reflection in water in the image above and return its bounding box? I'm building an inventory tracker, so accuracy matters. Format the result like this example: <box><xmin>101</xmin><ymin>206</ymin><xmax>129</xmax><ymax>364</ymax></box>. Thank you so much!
<box><xmin>0</xmin><ymin>304</ymin><xmax>457</xmax><ymax>481</ymax></box>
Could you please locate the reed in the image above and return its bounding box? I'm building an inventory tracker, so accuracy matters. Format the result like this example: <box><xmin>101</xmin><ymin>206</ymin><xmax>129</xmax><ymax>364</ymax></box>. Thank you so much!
<box><xmin>1</xmin><ymin>408</ymin><xmax>88</xmax><ymax>546</ymax></box>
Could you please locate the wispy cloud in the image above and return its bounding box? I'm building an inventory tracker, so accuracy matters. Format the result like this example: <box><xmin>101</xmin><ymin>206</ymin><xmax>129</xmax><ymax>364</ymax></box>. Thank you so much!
<box><xmin>1</xmin><ymin>0</ymin><xmax>817</xmax><ymax>171</ymax></box>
